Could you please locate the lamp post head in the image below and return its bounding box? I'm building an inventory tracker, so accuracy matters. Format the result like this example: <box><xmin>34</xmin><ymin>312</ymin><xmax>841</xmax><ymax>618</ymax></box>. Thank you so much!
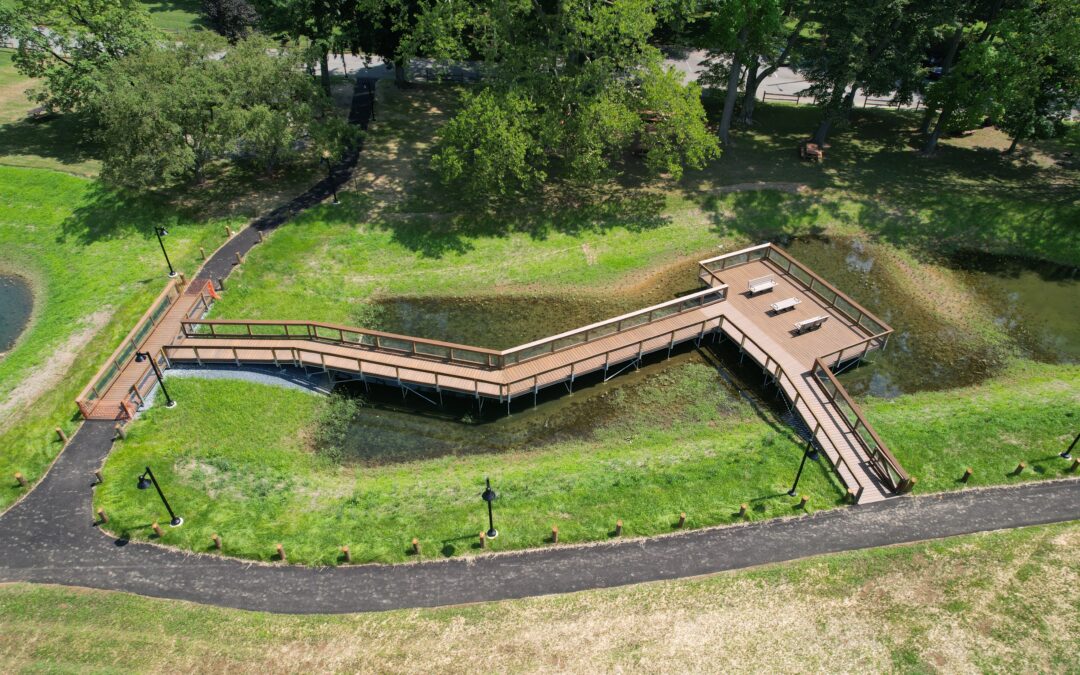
<box><xmin>156</xmin><ymin>227</ymin><xmax>168</xmax><ymax>237</ymax></box>
<box><xmin>137</xmin><ymin>473</ymin><xmax>152</xmax><ymax>490</ymax></box>
<box><xmin>321</xmin><ymin>149</ymin><xmax>331</xmax><ymax>160</ymax></box>
<box><xmin>134</xmin><ymin>351</ymin><xmax>147</xmax><ymax>363</ymax></box>
<box><xmin>481</xmin><ymin>478</ymin><xmax>497</xmax><ymax>503</ymax></box>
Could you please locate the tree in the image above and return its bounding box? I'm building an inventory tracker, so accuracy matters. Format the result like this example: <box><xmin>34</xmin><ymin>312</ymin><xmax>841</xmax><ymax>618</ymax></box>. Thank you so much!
<box><xmin>739</xmin><ymin>2</ymin><xmax>809</xmax><ymax>126</ymax></box>
<box><xmin>340</xmin><ymin>0</ymin><xmax>423</xmax><ymax>87</ymax></box>
<box><xmin>425</xmin><ymin>0</ymin><xmax>720</xmax><ymax>200</ymax></box>
<box><xmin>0</xmin><ymin>0</ymin><xmax>159</xmax><ymax>112</ymax></box>
<box><xmin>202</xmin><ymin>0</ymin><xmax>260</xmax><ymax>41</ymax></box>
<box><xmin>253</xmin><ymin>0</ymin><xmax>346</xmax><ymax>94</ymax></box>
<box><xmin>92</xmin><ymin>35</ymin><xmax>355</xmax><ymax>188</ymax></box>
<box><xmin>920</xmin><ymin>0</ymin><xmax>1080</xmax><ymax>155</ymax></box>
<box><xmin>702</xmin><ymin>0</ymin><xmax>783</xmax><ymax>145</ymax></box>
<box><xmin>800</xmin><ymin>0</ymin><xmax>939</xmax><ymax>146</ymax></box>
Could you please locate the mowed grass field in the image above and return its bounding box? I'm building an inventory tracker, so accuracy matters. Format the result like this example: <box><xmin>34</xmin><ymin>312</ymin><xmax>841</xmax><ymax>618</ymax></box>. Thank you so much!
<box><xmin>95</xmin><ymin>361</ymin><xmax>845</xmax><ymax>565</ymax></box>
<box><xmin>2</xmin><ymin>522</ymin><xmax>1078</xmax><ymax>672</ymax></box>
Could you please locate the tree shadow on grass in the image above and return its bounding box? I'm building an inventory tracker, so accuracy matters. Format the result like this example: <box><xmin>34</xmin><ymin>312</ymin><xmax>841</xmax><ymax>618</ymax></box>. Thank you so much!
<box><xmin>373</xmin><ymin>179</ymin><xmax>671</xmax><ymax>259</ymax></box>
<box><xmin>0</xmin><ymin>114</ymin><xmax>100</xmax><ymax>172</ymax></box>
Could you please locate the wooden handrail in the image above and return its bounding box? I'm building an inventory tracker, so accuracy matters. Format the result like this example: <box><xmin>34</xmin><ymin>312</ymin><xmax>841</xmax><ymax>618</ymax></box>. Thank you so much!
<box><xmin>715</xmin><ymin>315</ymin><xmax>865</xmax><ymax>496</ymax></box>
<box><xmin>75</xmin><ymin>277</ymin><xmax>184</xmax><ymax>415</ymax></box>
<box><xmin>182</xmin><ymin>285</ymin><xmax>729</xmax><ymax>370</ymax></box>
<box><xmin>812</xmin><ymin>357</ymin><xmax>912</xmax><ymax>491</ymax></box>
<box><xmin>762</xmin><ymin>243</ymin><xmax>893</xmax><ymax>337</ymax></box>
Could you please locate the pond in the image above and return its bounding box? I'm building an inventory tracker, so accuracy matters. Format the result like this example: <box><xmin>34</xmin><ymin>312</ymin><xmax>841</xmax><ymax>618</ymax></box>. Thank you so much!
<box><xmin>0</xmin><ymin>274</ymin><xmax>33</xmax><ymax>356</ymax></box>
<box><xmin>325</xmin><ymin>238</ymin><xmax>1078</xmax><ymax>462</ymax></box>
<box><xmin>777</xmin><ymin>236</ymin><xmax>1079</xmax><ymax>397</ymax></box>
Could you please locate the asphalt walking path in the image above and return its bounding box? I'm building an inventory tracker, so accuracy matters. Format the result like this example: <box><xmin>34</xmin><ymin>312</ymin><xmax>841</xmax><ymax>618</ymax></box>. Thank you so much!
<box><xmin>0</xmin><ymin>419</ymin><xmax>1076</xmax><ymax>614</ymax></box>
<box><xmin>1</xmin><ymin>75</ymin><xmax>1076</xmax><ymax>615</ymax></box>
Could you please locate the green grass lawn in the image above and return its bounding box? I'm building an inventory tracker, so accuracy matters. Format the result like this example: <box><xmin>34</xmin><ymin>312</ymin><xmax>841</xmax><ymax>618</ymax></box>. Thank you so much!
<box><xmin>2</xmin><ymin>521</ymin><xmax>1077</xmax><ymax>671</ymax></box>
<box><xmin>95</xmin><ymin>360</ymin><xmax>844</xmax><ymax>565</ymax></box>
<box><xmin>139</xmin><ymin>0</ymin><xmax>205</xmax><ymax>32</ymax></box>
<box><xmin>868</xmin><ymin>361</ymin><xmax>1080</xmax><ymax>492</ymax></box>
<box><xmin>0</xmin><ymin>167</ymin><xmax>243</xmax><ymax>512</ymax></box>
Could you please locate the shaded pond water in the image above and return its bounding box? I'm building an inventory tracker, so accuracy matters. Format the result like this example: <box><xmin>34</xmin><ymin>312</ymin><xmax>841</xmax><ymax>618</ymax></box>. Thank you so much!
<box><xmin>0</xmin><ymin>274</ymin><xmax>33</xmax><ymax>355</ymax></box>
<box><xmin>777</xmin><ymin>236</ymin><xmax>1079</xmax><ymax>397</ymax></box>
<box><xmin>326</xmin><ymin>239</ymin><xmax>1077</xmax><ymax>462</ymax></box>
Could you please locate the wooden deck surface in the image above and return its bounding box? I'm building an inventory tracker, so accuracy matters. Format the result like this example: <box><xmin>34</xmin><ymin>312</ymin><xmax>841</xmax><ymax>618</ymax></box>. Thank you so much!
<box><xmin>84</xmin><ymin>251</ymin><xmax>899</xmax><ymax>503</ymax></box>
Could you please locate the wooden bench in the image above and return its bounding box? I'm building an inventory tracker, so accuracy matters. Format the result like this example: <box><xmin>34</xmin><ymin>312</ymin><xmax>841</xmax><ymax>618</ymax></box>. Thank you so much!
<box><xmin>770</xmin><ymin>297</ymin><xmax>801</xmax><ymax>313</ymax></box>
<box><xmin>793</xmin><ymin>315</ymin><xmax>828</xmax><ymax>334</ymax></box>
<box><xmin>799</xmin><ymin>141</ymin><xmax>824</xmax><ymax>162</ymax></box>
<box><xmin>747</xmin><ymin>275</ymin><xmax>776</xmax><ymax>295</ymax></box>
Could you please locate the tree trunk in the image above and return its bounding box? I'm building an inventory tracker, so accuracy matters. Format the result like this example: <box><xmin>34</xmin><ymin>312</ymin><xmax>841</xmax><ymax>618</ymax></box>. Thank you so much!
<box><xmin>718</xmin><ymin>26</ymin><xmax>748</xmax><ymax>146</ymax></box>
<box><xmin>922</xmin><ymin>99</ymin><xmax>955</xmax><ymax>155</ymax></box>
<box><xmin>739</xmin><ymin>57</ymin><xmax>759</xmax><ymax>126</ymax></box>
<box><xmin>812</xmin><ymin>84</ymin><xmax>856</xmax><ymax>146</ymax></box>
<box><xmin>394</xmin><ymin>59</ymin><xmax>407</xmax><ymax>87</ymax></box>
<box><xmin>319</xmin><ymin>49</ymin><xmax>332</xmax><ymax>96</ymax></box>
<box><xmin>1005</xmin><ymin>135</ymin><xmax>1020</xmax><ymax>153</ymax></box>
<box><xmin>919</xmin><ymin>25</ymin><xmax>964</xmax><ymax>134</ymax></box>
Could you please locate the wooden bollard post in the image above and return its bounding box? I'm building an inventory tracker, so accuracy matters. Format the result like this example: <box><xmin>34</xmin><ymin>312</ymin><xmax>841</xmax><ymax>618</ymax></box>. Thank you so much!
<box><xmin>1070</xmin><ymin>458</ymin><xmax>1080</xmax><ymax>472</ymax></box>
<box><xmin>411</xmin><ymin>538</ymin><xmax>420</xmax><ymax>555</ymax></box>
<box><xmin>677</xmin><ymin>512</ymin><xmax>686</xmax><ymax>528</ymax></box>
<box><xmin>479</xmin><ymin>531</ymin><xmax>486</xmax><ymax>549</ymax></box>
<box><xmin>1014</xmin><ymin>462</ymin><xmax>1026</xmax><ymax>476</ymax></box>
<box><xmin>199</xmin><ymin>246</ymin><xmax>206</xmax><ymax>261</ymax></box>
<box><xmin>614</xmin><ymin>519</ymin><xmax>623</xmax><ymax>537</ymax></box>
<box><xmin>341</xmin><ymin>545</ymin><xmax>351</xmax><ymax>563</ymax></box>
<box><xmin>234</xmin><ymin>252</ymin><xmax>244</xmax><ymax>266</ymax></box>
<box><xmin>961</xmin><ymin>467</ymin><xmax>973</xmax><ymax>483</ymax></box>
<box><xmin>739</xmin><ymin>503</ymin><xmax>748</xmax><ymax>518</ymax></box>
<box><xmin>55</xmin><ymin>427</ymin><xmax>68</xmax><ymax>444</ymax></box>
<box><xmin>256</xmin><ymin>230</ymin><xmax>264</xmax><ymax>243</ymax></box>
<box><xmin>14</xmin><ymin>472</ymin><xmax>27</xmax><ymax>488</ymax></box>
<box><xmin>217</xmin><ymin>276</ymin><xmax>226</xmax><ymax>291</ymax></box>
<box><xmin>212</xmin><ymin>534</ymin><xmax>222</xmax><ymax>550</ymax></box>
<box><xmin>152</xmin><ymin>522</ymin><xmax>163</xmax><ymax>538</ymax></box>
<box><xmin>551</xmin><ymin>525</ymin><xmax>559</xmax><ymax>544</ymax></box>
<box><xmin>114</xmin><ymin>423</ymin><xmax>127</xmax><ymax>440</ymax></box>
<box><xmin>178</xmin><ymin>272</ymin><xmax>186</xmax><ymax>285</ymax></box>
<box><xmin>94</xmin><ymin>470</ymin><xmax>103</xmax><ymax>484</ymax></box>
<box><xmin>276</xmin><ymin>543</ymin><xmax>286</xmax><ymax>562</ymax></box>
<box><xmin>799</xmin><ymin>495</ymin><xmax>809</xmax><ymax>509</ymax></box>
<box><xmin>224</xmin><ymin>225</ymin><xmax>233</xmax><ymax>237</ymax></box>
<box><xmin>846</xmin><ymin>488</ymin><xmax>857</xmax><ymax>503</ymax></box>
<box><xmin>96</xmin><ymin>508</ymin><xmax>107</xmax><ymax>524</ymax></box>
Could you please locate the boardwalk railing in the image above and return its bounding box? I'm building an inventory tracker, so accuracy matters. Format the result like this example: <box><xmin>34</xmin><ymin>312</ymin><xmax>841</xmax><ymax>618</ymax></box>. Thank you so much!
<box><xmin>180</xmin><ymin>285</ymin><xmax>729</xmax><ymax>371</ymax></box>
<box><xmin>700</xmin><ymin>243</ymin><xmax>893</xmax><ymax>344</ymax></box>
<box><xmin>702</xmin><ymin>242</ymin><xmax>908</xmax><ymax>498</ymax></box>
<box><xmin>715</xmin><ymin>315</ymin><xmax>865</xmax><ymax>500</ymax></box>
<box><xmin>811</xmin><ymin>357</ymin><xmax>912</xmax><ymax>492</ymax></box>
<box><xmin>75</xmin><ymin>279</ymin><xmax>185</xmax><ymax>418</ymax></box>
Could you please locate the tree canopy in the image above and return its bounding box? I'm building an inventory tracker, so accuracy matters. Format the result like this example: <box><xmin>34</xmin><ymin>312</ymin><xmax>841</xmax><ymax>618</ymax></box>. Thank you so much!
<box><xmin>0</xmin><ymin>0</ymin><xmax>160</xmax><ymax>112</ymax></box>
<box><xmin>91</xmin><ymin>34</ymin><xmax>356</xmax><ymax>188</ymax></box>
<box><xmin>426</xmin><ymin>0</ymin><xmax>720</xmax><ymax>201</ymax></box>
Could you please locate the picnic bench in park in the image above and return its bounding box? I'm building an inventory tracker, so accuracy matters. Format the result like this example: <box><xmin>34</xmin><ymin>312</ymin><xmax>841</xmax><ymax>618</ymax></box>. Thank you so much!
<box><xmin>770</xmin><ymin>297</ymin><xmax>801</xmax><ymax>314</ymax></box>
<box><xmin>747</xmin><ymin>275</ymin><xmax>776</xmax><ymax>295</ymax></box>
<box><xmin>799</xmin><ymin>141</ymin><xmax>824</xmax><ymax>162</ymax></box>
<box><xmin>793</xmin><ymin>315</ymin><xmax>829</xmax><ymax>334</ymax></box>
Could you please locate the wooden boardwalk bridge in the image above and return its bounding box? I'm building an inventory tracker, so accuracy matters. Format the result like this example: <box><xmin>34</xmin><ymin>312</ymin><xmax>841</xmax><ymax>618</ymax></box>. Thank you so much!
<box><xmin>77</xmin><ymin>243</ymin><xmax>911</xmax><ymax>504</ymax></box>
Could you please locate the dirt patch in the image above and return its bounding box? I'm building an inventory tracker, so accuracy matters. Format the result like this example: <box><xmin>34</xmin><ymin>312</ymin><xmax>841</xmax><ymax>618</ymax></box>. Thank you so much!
<box><xmin>0</xmin><ymin>309</ymin><xmax>112</xmax><ymax>423</ymax></box>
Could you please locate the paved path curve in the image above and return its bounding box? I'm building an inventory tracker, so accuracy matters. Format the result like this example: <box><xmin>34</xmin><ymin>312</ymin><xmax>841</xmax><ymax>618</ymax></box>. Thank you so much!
<box><xmin>0</xmin><ymin>417</ymin><xmax>1077</xmax><ymax>614</ymax></box>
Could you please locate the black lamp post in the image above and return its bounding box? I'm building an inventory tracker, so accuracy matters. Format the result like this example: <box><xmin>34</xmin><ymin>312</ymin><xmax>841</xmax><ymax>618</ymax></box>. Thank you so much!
<box><xmin>154</xmin><ymin>226</ymin><xmax>177</xmax><ymax>278</ymax></box>
<box><xmin>787</xmin><ymin>439</ymin><xmax>818</xmax><ymax>497</ymax></box>
<box><xmin>134</xmin><ymin>351</ymin><xmax>175</xmax><ymax>408</ymax></box>
<box><xmin>320</xmin><ymin>150</ymin><xmax>340</xmax><ymax>205</ymax></box>
<box><xmin>481</xmin><ymin>477</ymin><xmax>498</xmax><ymax>539</ymax></box>
<box><xmin>137</xmin><ymin>465</ymin><xmax>182</xmax><ymax>526</ymax></box>
<box><xmin>1062</xmin><ymin>432</ymin><xmax>1079</xmax><ymax>460</ymax></box>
